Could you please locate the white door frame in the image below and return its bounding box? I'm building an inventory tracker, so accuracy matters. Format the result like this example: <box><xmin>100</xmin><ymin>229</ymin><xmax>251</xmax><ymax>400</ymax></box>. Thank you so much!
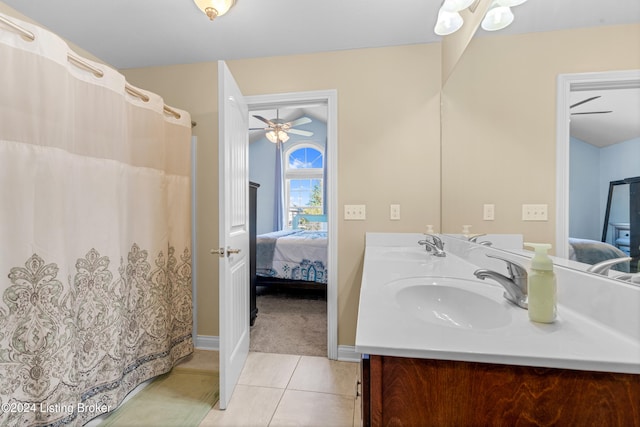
<box><xmin>246</xmin><ymin>90</ymin><xmax>339</xmax><ymax>360</ymax></box>
<box><xmin>555</xmin><ymin>69</ymin><xmax>640</xmax><ymax>259</ymax></box>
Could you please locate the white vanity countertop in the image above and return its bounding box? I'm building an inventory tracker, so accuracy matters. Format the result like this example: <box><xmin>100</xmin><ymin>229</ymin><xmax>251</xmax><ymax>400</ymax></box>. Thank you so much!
<box><xmin>355</xmin><ymin>233</ymin><xmax>640</xmax><ymax>374</ymax></box>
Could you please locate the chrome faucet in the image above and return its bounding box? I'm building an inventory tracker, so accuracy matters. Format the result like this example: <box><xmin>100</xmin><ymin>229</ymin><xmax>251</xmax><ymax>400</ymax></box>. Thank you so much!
<box><xmin>468</xmin><ymin>234</ymin><xmax>493</xmax><ymax>246</ymax></box>
<box><xmin>612</xmin><ymin>272</ymin><xmax>640</xmax><ymax>284</ymax></box>
<box><xmin>586</xmin><ymin>257</ymin><xmax>632</xmax><ymax>275</ymax></box>
<box><xmin>418</xmin><ymin>234</ymin><xmax>446</xmax><ymax>257</ymax></box>
<box><xmin>474</xmin><ymin>254</ymin><xmax>528</xmax><ymax>309</ymax></box>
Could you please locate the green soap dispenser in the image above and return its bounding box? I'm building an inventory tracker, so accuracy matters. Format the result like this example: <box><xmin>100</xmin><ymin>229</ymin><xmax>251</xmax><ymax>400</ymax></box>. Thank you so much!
<box><xmin>524</xmin><ymin>243</ymin><xmax>557</xmax><ymax>323</ymax></box>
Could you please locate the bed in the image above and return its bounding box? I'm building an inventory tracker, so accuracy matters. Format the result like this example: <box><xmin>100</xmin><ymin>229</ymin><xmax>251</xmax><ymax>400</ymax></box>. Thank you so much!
<box><xmin>568</xmin><ymin>237</ymin><xmax>630</xmax><ymax>273</ymax></box>
<box><xmin>255</xmin><ymin>214</ymin><xmax>328</xmax><ymax>286</ymax></box>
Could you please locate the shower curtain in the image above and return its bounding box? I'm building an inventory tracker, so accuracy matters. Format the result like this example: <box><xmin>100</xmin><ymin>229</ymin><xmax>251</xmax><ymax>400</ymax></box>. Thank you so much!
<box><xmin>0</xmin><ymin>14</ymin><xmax>193</xmax><ymax>427</ymax></box>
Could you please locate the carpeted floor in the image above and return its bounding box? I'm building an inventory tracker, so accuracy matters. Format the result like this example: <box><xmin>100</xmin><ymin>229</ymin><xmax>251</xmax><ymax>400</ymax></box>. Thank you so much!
<box><xmin>250</xmin><ymin>286</ymin><xmax>327</xmax><ymax>357</ymax></box>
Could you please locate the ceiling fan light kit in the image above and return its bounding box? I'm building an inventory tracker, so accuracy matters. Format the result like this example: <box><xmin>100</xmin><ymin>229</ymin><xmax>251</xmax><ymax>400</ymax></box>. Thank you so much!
<box><xmin>435</xmin><ymin>0</ymin><xmax>527</xmax><ymax>36</ymax></box>
<box><xmin>266</xmin><ymin>130</ymin><xmax>290</xmax><ymax>143</ymax></box>
<box><xmin>193</xmin><ymin>0</ymin><xmax>235</xmax><ymax>20</ymax></box>
<box><xmin>250</xmin><ymin>111</ymin><xmax>314</xmax><ymax>144</ymax></box>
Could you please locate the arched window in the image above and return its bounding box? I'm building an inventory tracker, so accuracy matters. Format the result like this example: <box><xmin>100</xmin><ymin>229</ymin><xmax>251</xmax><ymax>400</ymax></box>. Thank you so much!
<box><xmin>284</xmin><ymin>144</ymin><xmax>324</xmax><ymax>229</ymax></box>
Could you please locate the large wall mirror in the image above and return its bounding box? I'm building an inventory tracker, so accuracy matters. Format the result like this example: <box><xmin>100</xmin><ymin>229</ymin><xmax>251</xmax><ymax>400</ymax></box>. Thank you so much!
<box><xmin>440</xmin><ymin>2</ymin><xmax>640</xmax><ymax>281</ymax></box>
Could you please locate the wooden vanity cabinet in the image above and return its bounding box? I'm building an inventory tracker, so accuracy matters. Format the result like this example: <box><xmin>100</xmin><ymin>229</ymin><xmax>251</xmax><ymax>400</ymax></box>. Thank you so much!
<box><xmin>361</xmin><ymin>354</ymin><xmax>640</xmax><ymax>427</ymax></box>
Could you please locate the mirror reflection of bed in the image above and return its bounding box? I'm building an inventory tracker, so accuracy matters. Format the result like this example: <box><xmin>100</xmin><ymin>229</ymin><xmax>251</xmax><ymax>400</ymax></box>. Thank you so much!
<box><xmin>248</xmin><ymin>105</ymin><xmax>329</xmax><ymax>357</ymax></box>
<box><xmin>570</xmin><ymin>177</ymin><xmax>639</xmax><ymax>275</ymax></box>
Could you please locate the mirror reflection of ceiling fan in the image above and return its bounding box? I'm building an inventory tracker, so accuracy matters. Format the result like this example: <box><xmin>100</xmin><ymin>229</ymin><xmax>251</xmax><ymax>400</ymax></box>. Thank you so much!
<box><xmin>250</xmin><ymin>110</ymin><xmax>313</xmax><ymax>143</ymax></box>
<box><xmin>570</xmin><ymin>95</ymin><xmax>613</xmax><ymax>115</ymax></box>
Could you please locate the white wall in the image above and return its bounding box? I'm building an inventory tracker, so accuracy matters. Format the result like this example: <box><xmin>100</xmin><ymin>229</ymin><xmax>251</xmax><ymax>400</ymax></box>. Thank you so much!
<box><xmin>569</xmin><ymin>136</ymin><xmax>640</xmax><ymax>243</ymax></box>
<box><xmin>570</xmin><ymin>137</ymin><xmax>601</xmax><ymax>240</ymax></box>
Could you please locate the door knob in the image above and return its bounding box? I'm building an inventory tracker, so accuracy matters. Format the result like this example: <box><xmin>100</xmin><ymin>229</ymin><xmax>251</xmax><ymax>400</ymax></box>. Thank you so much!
<box><xmin>226</xmin><ymin>247</ymin><xmax>241</xmax><ymax>257</ymax></box>
<box><xmin>210</xmin><ymin>247</ymin><xmax>241</xmax><ymax>258</ymax></box>
<box><xmin>211</xmin><ymin>248</ymin><xmax>225</xmax><ymax>258</ymax></box>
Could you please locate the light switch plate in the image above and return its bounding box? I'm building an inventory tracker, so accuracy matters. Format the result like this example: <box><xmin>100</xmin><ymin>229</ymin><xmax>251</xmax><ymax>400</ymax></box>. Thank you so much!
<box><xmin>522</xmin><ymin>204</ymin><xmax>548</xmax><ymax>221</ymax></box>
<box><xmin>344</xmin><ymin>204</ymin><xmax>366</xmax><ymax>220</ymax></box>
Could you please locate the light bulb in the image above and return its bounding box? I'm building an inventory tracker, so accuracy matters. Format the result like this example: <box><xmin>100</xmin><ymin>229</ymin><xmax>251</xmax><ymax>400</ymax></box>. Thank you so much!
<box><xmin>481</xmin><ymin>5</ymin><xmax>514</xmax><ymax>31</ymax></box>
<box><xmin>434</xmin><ymin>10</ymin><xmax>464</xmax><ymax>36</ymax></box>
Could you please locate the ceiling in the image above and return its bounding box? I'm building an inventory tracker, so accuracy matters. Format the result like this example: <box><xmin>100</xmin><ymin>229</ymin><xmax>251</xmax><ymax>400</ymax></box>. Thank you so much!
<box><xmin>4</xmin><ymin>0</ymin><xmax>639</xmax><ymax>69</ymax></box>
<box><xmin>570</xmin><ymin>88</ymin><xmax>640</xmax><ymax>148</ymax></box>
<box><xmin>2</xmin><ymin>0</ymin><xmax>639</xmax><ymax>146</ymax></box>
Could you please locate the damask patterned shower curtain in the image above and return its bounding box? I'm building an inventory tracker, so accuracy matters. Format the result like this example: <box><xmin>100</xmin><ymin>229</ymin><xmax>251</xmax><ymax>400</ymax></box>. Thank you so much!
<box><xmin>0</xmin><ymin>13</ymin><xmax>193</xmax><ymax>426</ymax></box>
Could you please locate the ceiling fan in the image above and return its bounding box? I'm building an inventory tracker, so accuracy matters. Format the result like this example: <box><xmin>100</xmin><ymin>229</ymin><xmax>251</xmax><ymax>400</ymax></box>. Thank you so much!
<box><xmin>570</xmin><ymin>95</ymin><xmax>613</xmax><ymax>115</ymax></box>
<box><xmin>250</xmin><ymin>110</ymin><xmax>313</xmax><ymax>143</ymax></box>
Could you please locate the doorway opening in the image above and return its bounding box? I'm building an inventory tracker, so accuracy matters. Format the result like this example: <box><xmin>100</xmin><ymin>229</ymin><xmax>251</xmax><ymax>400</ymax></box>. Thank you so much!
<box><xmin>246</xmin><ymin>90</ymin><xmax>338</xmax><ymax>359</ymax></box>
<box><xmin>556</xmin><ymin>70</ymin><xmax>640</xmax><ymax>265</ymax></box>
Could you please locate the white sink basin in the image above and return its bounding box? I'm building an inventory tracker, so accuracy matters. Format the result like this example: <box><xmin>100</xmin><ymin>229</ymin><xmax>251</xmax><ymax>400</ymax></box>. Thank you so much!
<box><xmin>389</xmin><ymin>277</ymin><xmax>512</xmax><ymax>330</ymax></box>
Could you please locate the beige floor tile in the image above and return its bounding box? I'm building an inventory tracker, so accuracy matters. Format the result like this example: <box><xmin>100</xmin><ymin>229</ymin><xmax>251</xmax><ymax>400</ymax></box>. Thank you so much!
<box><xmin>177</xmin><ymin>348</ymin><xmax>219</xmax><ymax>371</ymax></box>
<box><xmin>270</xmin><ymin>389</ymin><xmax>354</xmax><ymax>427</ymax></box>
<box><xmin>237</xmin><ymin>352</ymin><xmax>300</xmax><ymax>388</ymax></box>
<box><xmin>199</xmin><ymin>384</ymin><xmax>283</xmax><ymax>427</ymax></box>
<box><xmin>353</xmin><ymin>392</ymin><xmax>362</xmax><ymax>427</ymax></box>
<box><xmin>288</xmin><ymin>356</ymin><xmax>358</xmax><ymax>396</ymax></box>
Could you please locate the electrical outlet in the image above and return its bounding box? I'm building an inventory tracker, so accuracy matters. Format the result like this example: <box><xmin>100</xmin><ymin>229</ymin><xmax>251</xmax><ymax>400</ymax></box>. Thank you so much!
<box><xmin>344</xmin><ymin>204</ymin><xmax>366</xmax><ymax>220</ymax></box>
<box><xmin>390</xmin><ymin>204</ymin><xmax>401</xmax><ymax>220</ymax></box>
<box><xmin>483</xmin><ymin>204</ymin><xmax>495</xmax><ymax>221</ymax></box>
<box><xmin>522</xmin><ymin>204</ymin><xmax>548</xmax><ymax>221</ymax></box>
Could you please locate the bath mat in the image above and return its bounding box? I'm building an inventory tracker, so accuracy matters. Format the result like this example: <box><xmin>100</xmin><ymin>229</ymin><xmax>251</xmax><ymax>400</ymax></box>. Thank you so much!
<box><xmin>99</xmin><ymin>367</ymin><xmax>219</xmax><ymax>427</ymax></box>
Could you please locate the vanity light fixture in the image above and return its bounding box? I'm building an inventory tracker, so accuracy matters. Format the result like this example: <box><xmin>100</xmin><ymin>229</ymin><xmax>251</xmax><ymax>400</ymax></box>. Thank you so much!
<box><xmin>434</xmin><ymin>0</ymin><xmax>528</xmax><ymax>36</ymax></box>
<box><xmin>434</xmin><ymin>9</ymin><xmax>464</xmax><ymax>36</ymax></box>
<box><xmin>193</xmin><ymin>0</ymin><xmax>236</xmax><ymax>21</ymax></box>
<box><xmin>481</xmin><ymin>1</ymin><xmax>515</xmax><ymax>31</ymax></box>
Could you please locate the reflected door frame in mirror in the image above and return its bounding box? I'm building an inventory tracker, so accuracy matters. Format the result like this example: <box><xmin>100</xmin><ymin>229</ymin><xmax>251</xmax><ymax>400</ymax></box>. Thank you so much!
<box><xmin>555</xmin><ymin>69</ymin><xmax>640</xmax><ymax>259</ymax></box>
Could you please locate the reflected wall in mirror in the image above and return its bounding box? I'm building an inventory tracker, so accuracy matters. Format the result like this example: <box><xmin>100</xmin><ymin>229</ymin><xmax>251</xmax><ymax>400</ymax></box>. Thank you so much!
<box><xmin>441</xmin><ymin>13</ymin><xmax>639</xmax><ymax>276</ymax></box>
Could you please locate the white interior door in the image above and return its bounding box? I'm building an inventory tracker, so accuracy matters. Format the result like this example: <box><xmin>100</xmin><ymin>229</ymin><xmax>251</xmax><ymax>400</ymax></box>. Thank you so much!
<box><xmin>218</xmin><ymin>60</ymin><xmax>250</xmax><ymax>410</ymax></box>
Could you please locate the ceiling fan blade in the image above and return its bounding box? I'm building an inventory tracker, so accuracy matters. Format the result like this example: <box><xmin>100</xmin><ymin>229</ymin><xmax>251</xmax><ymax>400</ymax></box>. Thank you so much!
<box><xmin>249</xmin><ymin>127</ymin><xmax>268</xmax><ymax>131</ymax></box>
<box><xmin>570</xmin><ymin>111</ymin><xmax>613</xmax><ymax>115</ymax></box>
<box><xmin>253</xmin><ymin>115</ymin><xmax>275</xmax><ymax>126</ymax></box>
<box><xmin>287</xmin><ymin>129</ymin><xmax>314</xmax><ymax>137</ymax></box>
<box><xmin>287</xmin><ymin>117</ymin><xmax>312</xmax><ymax>127</ymax></box>
<box><xmin>570</xmin><ymin>96</ymin><xmax>601</xmax><ymax>109</ymax></box>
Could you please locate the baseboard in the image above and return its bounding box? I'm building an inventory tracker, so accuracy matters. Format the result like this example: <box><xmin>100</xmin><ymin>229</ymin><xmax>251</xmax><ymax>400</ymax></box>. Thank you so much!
<box><xmin>337</xmin><ymin>345</ymin><xmax>361</xmax><ymax>362</ymax></box>
<box><xmin>195</xmin><ymin>336</ymin><xmax>360</xmax><ymax>363</ymax></box>
<box><xmin>195</xmin><ymin>335</ymin><xmax>219</xmax><ymax>350</ymax></box>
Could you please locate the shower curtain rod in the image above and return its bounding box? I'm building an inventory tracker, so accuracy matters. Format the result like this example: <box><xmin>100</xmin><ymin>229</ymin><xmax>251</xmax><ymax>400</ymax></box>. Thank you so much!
<box><xmin>1</xmin><ymin>15</ymin><xmax>185</xmax><ymax>122</ymax></box>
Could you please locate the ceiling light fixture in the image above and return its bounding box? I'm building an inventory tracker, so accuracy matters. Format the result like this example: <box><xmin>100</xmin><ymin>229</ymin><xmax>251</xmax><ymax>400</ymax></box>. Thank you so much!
<box><xmin>193</xmin><ymin>0</ymin><xmax>236</xmax><ymax>21</ymax></box>
<box><xmin>434</xmin><ymin>0</ymin><xmax>527</xmax><ymax>36</ymax></box>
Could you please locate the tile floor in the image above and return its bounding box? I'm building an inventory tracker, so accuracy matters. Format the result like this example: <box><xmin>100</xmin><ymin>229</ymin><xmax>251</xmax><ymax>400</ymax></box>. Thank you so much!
<box><xmin>197</xmin><ymin>351</ymin><xmax>362</xmax><ymax>427</ymax></box>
